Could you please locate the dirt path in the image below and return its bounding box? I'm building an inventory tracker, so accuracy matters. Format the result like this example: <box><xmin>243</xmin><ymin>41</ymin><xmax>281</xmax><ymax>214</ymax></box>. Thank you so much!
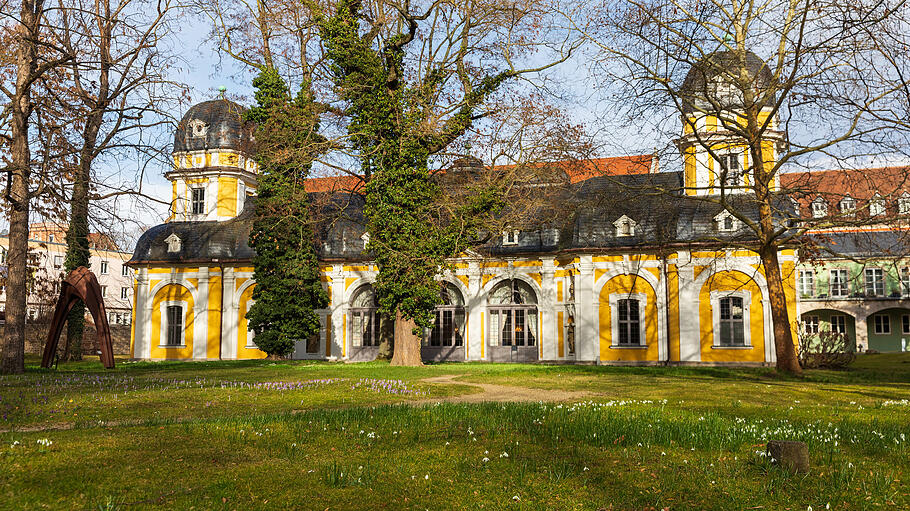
<box><xmin>417</xmin><ymin>374</ymin><xmax>592</xmax><ymax>403</ymax></box>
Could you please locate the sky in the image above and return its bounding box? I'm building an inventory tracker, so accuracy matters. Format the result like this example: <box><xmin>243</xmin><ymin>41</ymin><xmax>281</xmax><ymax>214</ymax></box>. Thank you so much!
<box><xmin>10</xmin><ymin>9</ymin><xmax>910</xmax><ymax>251</ymax></box>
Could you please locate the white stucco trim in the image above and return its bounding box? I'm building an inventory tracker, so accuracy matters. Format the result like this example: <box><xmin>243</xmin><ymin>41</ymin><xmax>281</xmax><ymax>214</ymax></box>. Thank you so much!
<box><xmin>158</xmin><ymin>300</ymin><xmax>189</xmax><ymax>348</ymax></box>
<box><xmin>608</xmin><ymin>292</ymin><xmax>648</xmax><ymax>348</ymax></box>
<box><xmin>709</xmin><ymin>290</ymin><xmax>752</xmax><ymax>348</ymax></box>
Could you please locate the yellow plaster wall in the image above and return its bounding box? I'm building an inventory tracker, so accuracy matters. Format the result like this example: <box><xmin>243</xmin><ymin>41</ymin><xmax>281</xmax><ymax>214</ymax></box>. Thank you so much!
<box><xmin>150</xmin><ymin>284</ymin><xmax>194</xmax><ymax>359</ymax></box>
<box><xmin>698</xmin><ymin>270</ymin><xmax>766</xmax><ymax>363</ymax></box>
<box><xmin>217</xmin><ymin>177</ymin><xmax>238</xmax><ymax>217</ymax></box>
<box><xmin>667</xmin><ymin>264</ymin><xmax>680</xmax><ymax>362</ymax></box>
<box><xmin>557</xmin><ymin>311</ymin><xmax>564</xmax><ymax>358</ymax></box>
<box><xmin>237</xmin><ymin>284</ymin><xmax>267</xmax><ymax>359</ymax></box>
<box><xmin>598</xmin><ymin>274</ymin><xmax>659</xmax><ymax>362</ymax></box>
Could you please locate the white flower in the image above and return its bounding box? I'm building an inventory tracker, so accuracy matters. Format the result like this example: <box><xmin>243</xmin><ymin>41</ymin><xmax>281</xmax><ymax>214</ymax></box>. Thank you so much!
<box><xmin>583</xmin><ymin>467</ymin><xmax>589</xmax><ymax>471</ymax></box>
<box><xmin>512</xmin><ymin>495</ymin><xmax>520</xmax><ymax>502</ymax></box>
<box><xmin>425</xmin><ymin>474</ymin><xmax>429</xmax><ymax>480</ymax></box>
<box><xmin>482</xmin><ymin>457</ymin><xmax>490</xmax><ymax>463</ymax></box>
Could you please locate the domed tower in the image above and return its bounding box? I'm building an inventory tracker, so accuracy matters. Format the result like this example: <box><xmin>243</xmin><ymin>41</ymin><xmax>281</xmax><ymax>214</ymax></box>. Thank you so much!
<box><xmin>676</xmin><ymin>50</ymin><xmax>785</xmax><ymax>196</ymax></box>
<box><xmin>168</xmin><ymin>98</ymin><xmax>257</xmax><ymax>221</ymax></box>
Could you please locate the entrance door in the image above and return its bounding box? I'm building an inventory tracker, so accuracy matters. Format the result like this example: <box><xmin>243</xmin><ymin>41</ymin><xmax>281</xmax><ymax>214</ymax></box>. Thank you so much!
<box><xmin>487</xmin><ymin>279</ymin><xmax>539</xmax><ymax>362</ymax></box>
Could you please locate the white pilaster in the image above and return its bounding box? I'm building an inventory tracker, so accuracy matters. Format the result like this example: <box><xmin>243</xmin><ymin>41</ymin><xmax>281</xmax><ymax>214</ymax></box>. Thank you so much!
<box><xmin>329</xmin><ymin>265</ymin><xmax>345</xmax><ymax>360</ymax></box>
<box><xmin>195</xmin><ymin>267</ymin><xmax>210</xmax><ymax>360</ymax></box>
<box><xmin>541</xmin><ymin>260</ymin><xmax>557</xmax><ymax>360</ymax></box>
<box><xmin>220</xmin><ymin>267</ymin><xmax>236</xmax><ymax>359</ymax></box>
<box><xmin>467</xmin><ymin>262</ymin><xmax>483</xmax><ymax>360</ymax></box>
<box><xmin>677</xmin><ymin>251</ymin><xmax>701</xmax><ymax>362</ymax></box>
<box><xmin>134</xmin><ymin>268</ymin><xmax>151</xmax><ymax>359</ymax></box>
<box><xmin>577</xmin><ymin>256</ymin><xmax>597</xmax><ymax>362</ymax></box>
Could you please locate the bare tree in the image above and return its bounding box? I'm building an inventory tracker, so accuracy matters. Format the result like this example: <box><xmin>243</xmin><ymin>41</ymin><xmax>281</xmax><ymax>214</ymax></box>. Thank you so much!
<box><xmin>0</xmin><ymin>0</ymin><xmax>70</xmax><ymax>374</ymax></box>
<box><xmin>42</xmin><ymin>0</ymin><xmax>184</xmax><ymax>360</ymax></box>
<box><xmin>566</xmin><ymin>0</ymin><xmax>910</xmax><ymax>373</ymax></box>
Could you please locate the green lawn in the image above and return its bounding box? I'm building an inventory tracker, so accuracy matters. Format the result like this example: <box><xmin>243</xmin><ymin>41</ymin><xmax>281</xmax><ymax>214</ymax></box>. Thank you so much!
<box><xmin>1</xmin><ymin>355</ymin><xmax>908</xmax><ymax>510</ymax></box>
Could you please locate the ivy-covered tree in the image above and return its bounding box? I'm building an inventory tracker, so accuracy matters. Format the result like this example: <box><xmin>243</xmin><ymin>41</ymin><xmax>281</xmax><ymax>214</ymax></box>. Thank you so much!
<box><xmin>319</xmin><ymin>0</ymin><xmax>574</xmax><ymax>365</ymax></box>
<box><xmin>244</xmin><ymin>68</ymin><xmax>329</xmax><ymax>358</ymax></box>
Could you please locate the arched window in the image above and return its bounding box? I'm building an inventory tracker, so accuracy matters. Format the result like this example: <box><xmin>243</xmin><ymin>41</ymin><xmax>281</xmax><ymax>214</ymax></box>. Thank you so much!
<box><xmin>488</xmin><ymin>279</ymin><xmax>538</xmax><ymax>347</ymax></box>
<box><xmin>350</xmin><ymin>285</ymin><xmax>380</xmax><ymax>347</ymax></box>
<box><xmin>425</xmin><ymin>283</ymin><xmax>466</xmax><ymax>348</ymax></box>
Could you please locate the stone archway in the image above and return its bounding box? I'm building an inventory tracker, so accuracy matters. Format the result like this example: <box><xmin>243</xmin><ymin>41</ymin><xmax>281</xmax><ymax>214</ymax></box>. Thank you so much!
<box><xmin>41</xmin><ymin>267</ymin><xmax>115</xmax><ymax>369</ymax></box>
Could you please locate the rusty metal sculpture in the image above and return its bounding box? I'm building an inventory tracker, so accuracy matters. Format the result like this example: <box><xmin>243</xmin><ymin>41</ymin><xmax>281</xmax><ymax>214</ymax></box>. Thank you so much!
<box><xmin>41</xmin><ymin>267</ymin><xmax>115</xmax><ymax>369</ymax></box>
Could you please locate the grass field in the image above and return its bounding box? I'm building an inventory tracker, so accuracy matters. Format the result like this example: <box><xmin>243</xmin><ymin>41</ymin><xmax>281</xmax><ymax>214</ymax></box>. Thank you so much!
<box><xmin>2</xmin><ymin>354</ymin><xmax>909</xmax><ymax>510</ymax></box>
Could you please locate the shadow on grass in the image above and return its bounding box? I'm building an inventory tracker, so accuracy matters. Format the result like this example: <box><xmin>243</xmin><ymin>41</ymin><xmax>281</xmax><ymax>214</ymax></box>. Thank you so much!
<box><xmin>19</xmin><ymin>352</ymin><xmax>910</xmax><ymax>385</ymax></box>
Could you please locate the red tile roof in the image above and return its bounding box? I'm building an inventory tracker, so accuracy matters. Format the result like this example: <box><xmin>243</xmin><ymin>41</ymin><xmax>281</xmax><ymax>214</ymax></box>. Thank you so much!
<box><xmin>304</xmin><ymin>154</ymin><xmax>655</xmax><ymax>192</ymax></box>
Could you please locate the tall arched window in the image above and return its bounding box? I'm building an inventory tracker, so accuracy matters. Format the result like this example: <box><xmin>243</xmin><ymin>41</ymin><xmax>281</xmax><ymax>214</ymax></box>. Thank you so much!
<box><xmin>350</xmin><ymin>285</ymin><xmax>380</xmax><ymax>347</ymax></box>
<box><xmin>488</xmin><ymin>279</ymin><xmax>538</xmax><ymax>347</ymax></box>
<box><xmin>425</xmin><ymin>283</ymin><xmax>465</xmax><ymax>348</ymax></box>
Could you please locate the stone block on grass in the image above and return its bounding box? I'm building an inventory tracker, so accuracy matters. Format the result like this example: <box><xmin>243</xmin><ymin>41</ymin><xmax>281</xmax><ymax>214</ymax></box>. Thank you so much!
<box><xmin>767</xmin><ymin>440</ymin><xmax>809</xmax><ymax>473</ymax></box>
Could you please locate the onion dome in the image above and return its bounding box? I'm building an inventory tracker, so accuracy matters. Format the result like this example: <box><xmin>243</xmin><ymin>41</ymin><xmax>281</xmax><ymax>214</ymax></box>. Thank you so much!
<box><xmin>679</xmin><ymin>50</ymin><xmax>775</xmax><ymax>113</ymax></box>
<box><xmin>173</xmin><ymin>99</ymin><xmax>254</xmax><ymax>154</ymax></box>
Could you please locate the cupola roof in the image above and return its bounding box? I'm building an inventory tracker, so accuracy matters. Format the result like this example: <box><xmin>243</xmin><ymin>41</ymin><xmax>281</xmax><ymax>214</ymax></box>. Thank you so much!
<box><xmin>679</xmin><ymin>50</ymin><xmax>775</xmax><ymax>113</ymax></box>
<box><xmin>173</xmin><ymin>99</ymin><xmax>254</xmax><ymax>154</ymax></box>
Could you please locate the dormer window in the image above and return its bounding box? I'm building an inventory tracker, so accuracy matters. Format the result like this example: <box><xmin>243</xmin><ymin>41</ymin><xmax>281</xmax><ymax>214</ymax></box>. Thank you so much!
<box><xmin>613</xmin><ymin>215</ymin><xmax>637</xmax><ymax>237</ymax></box>
<box><xmin>187</xmin><ymin>119</ymin><xmax>207</xmax><ymax>138</ymax></box>
<box><xmin>811</xmin><ymin>197</ymin><xmax>827</xmax><ymax>218</ymax></box>
<box><xmin>790</xmin><ymin>198</ymin><xmax>800</xmax><ymax>218</ymax></box>
<box><xmin>869</xmin><ymin>194</ymin><xmax>886</xmax><ymax>217</ymax></box>
<box><xmin>716</xmin><ymin>153</ymin><xmax>742</xmax><ymax>188</ymax></box>
<box><xmin>839</xmin><ymin>195</ymin><xmax>855</xmax><ymax>217</ymax></box>
<box><xmin>714</xmin><ymin>210</ymin><xmax>738</xmax><ymax>232</ymax></box>
<box><xmin>502</xmin><ymin>230</ymin><xmax>519</xmax><ymax>246</ymax></box>
<box><xmin>899</xmin><ymin>192</ymin><xmax>910</xmax><ymax>215</ymax></box>
<box><xmin>165</xmin><ymin>233</ymin><xmax>182</xmax><ymax>253</ymax></box>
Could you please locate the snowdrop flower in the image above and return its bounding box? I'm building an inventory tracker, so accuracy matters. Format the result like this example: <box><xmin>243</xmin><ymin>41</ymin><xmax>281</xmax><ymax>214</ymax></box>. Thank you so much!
<box><xmin>425</xmin><ymin>474</ymin><xmax>429</xmax><ymax>480</ymax></box>
<box><xmin>482</xmin><ymin>457</ymin><xmax>490</xmax><ymax>463</ymax></box>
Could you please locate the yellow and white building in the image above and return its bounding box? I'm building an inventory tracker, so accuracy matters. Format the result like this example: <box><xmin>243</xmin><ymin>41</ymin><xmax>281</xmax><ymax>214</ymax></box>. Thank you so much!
<box><xmin>128</xmin><ymin>53</ymin><xmax>798</xmax><ymax>365</ymax></box>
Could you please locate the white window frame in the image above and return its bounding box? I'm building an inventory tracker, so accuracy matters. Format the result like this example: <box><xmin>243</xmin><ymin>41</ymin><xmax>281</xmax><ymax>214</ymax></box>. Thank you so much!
<box><xmin>864</xmin><ymin>267</ymin><xmax>885</xmax><ymax>297</ymax></box>
<box><xmin>165</xmin><ymin>233</ymin><xmax>182</xmax><ymax>253</ymax></box>
<box><xmin>830</xmin><ymin>314</ymin><xmax>847</xmax><ymax>335</ymax></box>
<box><xmin>714</xmin><ymin>210</ymin><xmax>739</xmax><ymax>232</ymax></box>
<box><xmin>804</xmin><ymin>315</ymin><xmax>819</xmax><ymax>335</ymax></box>
<box><xmin>502</xmin><ymin>230</ymin><xmax>520</xmax><ymax>246</ymax></box>
<box><xmin>869</xmin><ymin>195</ymin><xmax>886</xmax><ymax>217</ymax></box>
<box><xmin>797</xmin><ymin>269</ymin><xmax>815</xmax><ymax>298</ymax></box>
<box><xmin>901</xmin><ymin>267</ymin><xmax>910</xmax><ymax>297</ymax></box>
<box><xmin>100</xmin><ymin>285</ymin><xmax>107</xmax><ymax>298</ymax></box>
<box><xmin>120</xmin><ymin>287</ymin><xmax>128</xmax><ymax>299</ymax></box>
<box><xmin>191</xmin><ymin>187</ymin><xmax>206</xmax><ymax>215</ymax></box>
<box><xmin>839</xmin><ymin>195</ymin><xmax>856</xmax><ymax>216</ymax></box>
<box><xmin>716</xmin><ymin>153</ymin><xmax>742</xmax><ymax>188</ymax></box>
<box><xmin>158</xmin><ymin>300</ymin><xmax>187</xmax><ymax>348</ymax></box>
<box><xmin>902</xmin><ymin>314</ymin><xmax>910</xmax><ymax>335</ymax></box>
<box><xmin>830</xmin><ymin>268</ymin><xmax>849</xmax><ymax>297</ymax></box>
<box><xmin>900</xmin><ymin>193</ymin><xmax>910</xmax><ymax>215</ymax></box>
<box><xmin>873</xmin><ymin>313</ymin><xmax>891</xmax><ymax>335</ymax></box>
<box><xmin>53</xmin><ymin>255</ymin><xmax>63</xmax><ymax>268</ymax></box>
<box><xmin>613</xmin><ymin>215</ymin><xmax>638</xmax><ymax>237</ymax></box>
<box><xmin>245</xmin><ymin>299</ymin><xmax>257</xmax><ymax>348</ymax></box>
<box><xmin>812</xmin><ymin>197</ymin><xmax>827</xmax><ymax>218</ymax></box>
<box><xmin>710</xmin><ymin>290</ymin><xmax>752</xmax><ymax>348</ymax></box>
<box><xmin>608</xmin><ymin>293</ymin><xmax>647</xmax><ymax>348</ymax></box>
<box><xmin>100</xmin><ymin>260</ymin><xmax>109</xmax><ymax>275</ymax></box>
<box><xmin>122</xmin><ymin>265</ymin><xmax>129</xmax><ymax>277</ymax></box>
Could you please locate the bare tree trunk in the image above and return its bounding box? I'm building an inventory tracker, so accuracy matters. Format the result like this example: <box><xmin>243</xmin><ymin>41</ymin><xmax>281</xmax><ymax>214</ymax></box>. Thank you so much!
<box><xmin>760</xmin><ymin>246</ymin><xmax>802</xmax><ymax>375</ymax></box>
<box><xmin>1</xmin><ymin>0</ymin><xmax>45</xmax><ymax>375</ymax></box>
<box><xmin>390</xmin><ymin>309</ymin><xmax>423</xmax><ymax>366</ymax></box>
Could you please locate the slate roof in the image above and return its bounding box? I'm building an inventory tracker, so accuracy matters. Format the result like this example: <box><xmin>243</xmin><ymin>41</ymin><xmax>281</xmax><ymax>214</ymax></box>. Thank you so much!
<box><xmin>129</xmin><ymin>171</ymin><xmax>794</xmax><ymax>265</ymax></box>
<box><xmin>807</xmin><ymin>230</ymin><xmax>910</xmax><ymax>259</ymax></box>
<box><xmin>130</xmin><ymin>200</ymin><xmax>256</xmax><ymax>263</ymax></box>
<box><xmin>173</xmin><ymin>99</ymin><xmax>254</xmax><ymax>154</ymax></box>
<box><xmin>679</xmin><ymin>50</ymin><xmax>776</xmax><ymax>113</ymax></box>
